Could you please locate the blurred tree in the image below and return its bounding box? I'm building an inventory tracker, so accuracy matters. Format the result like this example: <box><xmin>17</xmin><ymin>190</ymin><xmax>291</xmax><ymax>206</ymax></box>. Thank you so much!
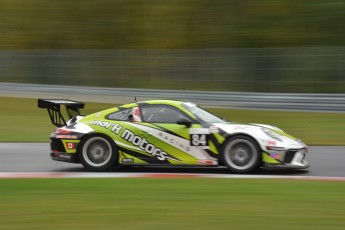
<box><xmin>1</xmin><ymin>0</ymin><xmax>345</xmax><ymax>92</ymax></box>
<box><xmin>1</xmin><ymin>0</ymin><xmax>345</xmax><ymax>49</ymax></box>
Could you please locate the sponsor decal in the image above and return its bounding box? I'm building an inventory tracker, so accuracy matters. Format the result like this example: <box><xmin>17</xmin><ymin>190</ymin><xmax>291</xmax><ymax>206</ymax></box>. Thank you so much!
<box><xmin>89</xmin><ymin>121</ymin><xmax>123</xmax><ymax>134</ymax></box>
<box><xmin>55</xmin><ymin>153</ymin><xmax>72</xmax><ymax>159</ymax></box>
<box><xmin>209</xmin><ymin>125</ymin><xmax>219</xmax><ymax>133</ymax></box>
<box><xmin>270</xmin><ymin>153</ymin><xmax>281</xmax><ymax>160</ymax></box>
<box><xmin>54</xmin><ymin>128</ymin><xmax>72</xmax><ymax>134</ymax></box>
<box><xmin>66</xmin><ymin>142</ymin><xmax>76</xmax><ymax>149</ymax></box>
<box><xmin>189</xmin><ymin>128</ymin><xmax>210</xmax><ymax>149</ymax></box>
<box><xmin>108</xmin><ymin>110</ymin><xmax>131</xmax><ymax>120</ymax></box>
<box><xmin>61</xmin><ymin>140</ymin><xmax>80</xmax><ymax>154</ymax></box>
<box><xmin>266</xmin><ymin>140</ymin><xmax>277</xmax><ymax>146</ymax></box>
<box><xmin>121</xmin><ymin>129</ymin><xmax>168</xmax><ymax>161</ymax></box>
<box><xmin>56</xmin><ymin>135</ymin><xmax>78</xmax><ymax>139</ymax></box>
<box><xmin>158</xmin><ymin>132</ymin><xmax>190</xmax><ymax>152</ymax></box>
<box><xmin>122</xmin><ymin>158</ymin><xmax>134</xmax><ymax>163</ymax></box>
<box><xmin>90</xmin><ymin>121</ymin><xmax>172</xmax><ymax>161</ymax></box>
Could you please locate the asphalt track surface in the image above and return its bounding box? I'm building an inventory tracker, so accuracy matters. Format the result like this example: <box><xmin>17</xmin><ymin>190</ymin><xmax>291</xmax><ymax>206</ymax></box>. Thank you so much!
<box><xmin>0</xmin><ymin>143</ymin><xmax>344</xmax><ymax>178</ymax></box>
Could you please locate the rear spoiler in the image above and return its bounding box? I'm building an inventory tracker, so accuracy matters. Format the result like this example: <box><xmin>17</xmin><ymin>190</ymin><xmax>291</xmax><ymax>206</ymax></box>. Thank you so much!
<box><xmin>38</xmin><ymin>99</ymin><xmax>85</xmax><ymax>127</ymax></box>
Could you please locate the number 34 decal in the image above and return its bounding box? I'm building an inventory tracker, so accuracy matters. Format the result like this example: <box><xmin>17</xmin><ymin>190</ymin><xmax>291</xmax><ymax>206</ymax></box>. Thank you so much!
<box><xmin>189</xmin><ymin>128</ymin><xmax>210</xmax><ymax>149</ymax></box>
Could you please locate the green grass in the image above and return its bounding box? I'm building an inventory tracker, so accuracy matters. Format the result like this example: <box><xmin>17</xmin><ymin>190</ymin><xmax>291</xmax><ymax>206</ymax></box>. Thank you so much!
<box><xmin>0</xmin><ymin>178</ymin><xmax>344</xmax><ymax>230</ymax></box>
<box><xmin>0</xmin><ymin>97</ymin><xmax>113</xmax><ymax>142</ymax></box>
<box><xmin>0</xmin><ymin>96</ymin><xmax>344</xmax><ymax>145</ymax></box>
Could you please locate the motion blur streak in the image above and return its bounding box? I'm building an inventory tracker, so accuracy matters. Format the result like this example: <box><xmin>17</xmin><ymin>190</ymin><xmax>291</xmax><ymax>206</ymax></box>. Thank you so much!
<box><xmin>1</xmin><ymin>1</ymin><xmax>345</xmax><ymax>49</ymax></box>
<box><xmin>1</xmin><ymin>172</ymin><xmax>345</xmax><ymax>181</ymax></box>
<box><xmin>0</xmin><ymin>49</ymin><xmax>344</xmax><ymax>93</ymax></box>
<box><xmin>1</xmin><ymin>1</ymin><xmax>345</xmax><ymax>93</ymax></box>
<box><xmin>1</xmin><ymin>83</ymin><xmax>345</xmax><ymax>112</ymax></box>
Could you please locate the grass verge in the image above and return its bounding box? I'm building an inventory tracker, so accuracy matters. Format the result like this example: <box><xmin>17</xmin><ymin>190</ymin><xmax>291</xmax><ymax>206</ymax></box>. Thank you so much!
<box><xmin>0</xmin><ymin>178</ymin><xmax>344</xmax><ymax>230</ymax></box>
<box><xmin>1</xmin><ymin>97</ymin><xmax>344</xmax><ymax>145</ymax></box>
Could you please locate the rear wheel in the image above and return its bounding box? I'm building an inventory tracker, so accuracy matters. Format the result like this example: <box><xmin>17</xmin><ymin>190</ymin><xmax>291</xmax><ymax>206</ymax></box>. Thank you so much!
<box><xmin>221</xmin><ymin>136</ymin><xmax>261</xmax><ymax>173</ymax></box>
<box><xmin>78</xmin><ymin>135</ymin><xmax>117</xmax><ymax>171</ymax></box>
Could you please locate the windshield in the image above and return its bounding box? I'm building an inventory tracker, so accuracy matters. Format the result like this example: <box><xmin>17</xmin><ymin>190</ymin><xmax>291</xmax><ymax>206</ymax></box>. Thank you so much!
<box><xmin>182</xmin><ymin>102</ymin><xmax>226</xmax><ymax>124</ymax></box>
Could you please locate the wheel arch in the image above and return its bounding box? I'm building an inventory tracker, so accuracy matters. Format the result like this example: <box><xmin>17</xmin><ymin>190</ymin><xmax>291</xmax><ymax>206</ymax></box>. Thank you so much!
<box><xmin>219</xmin><ymin>133</ymin><xmax>263</xmax><ymax>167</ymax></box>
<box><xmin>221</xmin><ymin>133</ymin><xmax>262</xmax><ymax>151</ymax></box>
<box><xmin>76</xmin><ymin>132</ymin><xmax>118</xmax><ymax>163</ymax></box>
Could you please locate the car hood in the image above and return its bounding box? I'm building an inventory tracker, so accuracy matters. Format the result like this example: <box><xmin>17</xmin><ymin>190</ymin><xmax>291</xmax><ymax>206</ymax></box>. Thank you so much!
<box><xmin>212</xmin><ymin>122</ymin><xmax>306</xmax><ymax>150</ymax></box>
<box><xmin>213</xmin><ymin>122</ymin><xmax>282</xmax><ymax>134</ymax></box>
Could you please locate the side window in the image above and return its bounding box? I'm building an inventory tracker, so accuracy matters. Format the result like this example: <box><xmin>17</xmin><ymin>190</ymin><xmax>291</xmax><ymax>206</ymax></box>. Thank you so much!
<box><xmin>106</xmin><ymin>108</ymin><xmax>133</xmax><ymax>121</ymax></box>
<box><xmin>141</xmin><ymin>105</ymin><xmax>191</xmax><ymax>123</ymax></box>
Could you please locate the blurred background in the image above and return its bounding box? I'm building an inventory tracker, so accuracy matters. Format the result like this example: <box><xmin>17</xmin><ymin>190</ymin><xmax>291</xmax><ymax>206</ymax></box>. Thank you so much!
<box><xmin>0</xmin><ymin>0</ymin><xmax>345</xmax><ymax>92</ymax></box>
<box><xmin>1</xmin><ymin>4</ymin><xmax>345</xmax><ymax>230</ymax></box>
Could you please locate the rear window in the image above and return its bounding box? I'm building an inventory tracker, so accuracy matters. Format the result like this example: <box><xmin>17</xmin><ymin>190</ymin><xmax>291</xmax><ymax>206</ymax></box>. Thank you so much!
<box><xmin>106</xmin><ymin>108</ymin><xmax>133</xmax><ymax>121</ymax></box>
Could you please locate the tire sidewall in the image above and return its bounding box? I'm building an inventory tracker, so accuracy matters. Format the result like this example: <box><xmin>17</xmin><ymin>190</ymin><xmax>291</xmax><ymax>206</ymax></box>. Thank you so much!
<box><xmin>221</xmin><ymin>135</ymin><xmax>261</xmax><ymax>173</ymax></box>
<box><xmin>78</xmin><ymin>134</ymin><xmax>118</xmax><ymax>172</ymax></box>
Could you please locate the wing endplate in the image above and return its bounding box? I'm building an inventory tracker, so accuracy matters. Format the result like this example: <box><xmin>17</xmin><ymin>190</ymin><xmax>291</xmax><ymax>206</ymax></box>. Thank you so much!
<box><xmin>38</xmin><ymin>99</ymin><xmax>85</xmax><ymax>127</ymax></box>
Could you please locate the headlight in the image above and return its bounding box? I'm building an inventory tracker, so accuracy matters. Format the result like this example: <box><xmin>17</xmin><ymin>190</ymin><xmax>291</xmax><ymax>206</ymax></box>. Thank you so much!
<box><xmin>262</xmin><ymin>128</ymin><xmax>283</xmax><ymax>142</ymax></box>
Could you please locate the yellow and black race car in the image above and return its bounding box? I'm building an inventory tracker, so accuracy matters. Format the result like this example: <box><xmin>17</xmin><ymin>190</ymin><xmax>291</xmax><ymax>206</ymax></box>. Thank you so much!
<box><xmin>38</xmin><ymin>99</ymin><xmax>309</xmax><ymax>173</ymax></box>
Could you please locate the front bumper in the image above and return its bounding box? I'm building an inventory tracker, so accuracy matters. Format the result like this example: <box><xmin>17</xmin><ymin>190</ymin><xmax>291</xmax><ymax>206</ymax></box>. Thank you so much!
<box><xmin>263</xmin><ymin>161</ymin><xmax>309</xmax><ymax>170</ymax></box>
<box><xmin>263</xmin><ymin>148</ymin><xmax>309</xmax><ymax>170</ymax></box>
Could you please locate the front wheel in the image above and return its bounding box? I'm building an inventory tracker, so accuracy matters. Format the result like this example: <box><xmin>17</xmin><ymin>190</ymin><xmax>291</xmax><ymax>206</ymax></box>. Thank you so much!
<box><xmin>78</xmin><ymin>135</ymin><xmax>117</xmax><ymax>171</ymax></box>
<box><xmin>221</xmin><ymin>136</ymin><xmax>261</xmax><ymax>173</ymax></box>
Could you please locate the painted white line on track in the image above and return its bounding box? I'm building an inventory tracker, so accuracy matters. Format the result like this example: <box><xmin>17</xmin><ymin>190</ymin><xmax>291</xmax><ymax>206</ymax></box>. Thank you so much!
<box><xmin>0</xmin><ymin>172</ymin><xmax>345</xmax><ymax>181</ymax></box>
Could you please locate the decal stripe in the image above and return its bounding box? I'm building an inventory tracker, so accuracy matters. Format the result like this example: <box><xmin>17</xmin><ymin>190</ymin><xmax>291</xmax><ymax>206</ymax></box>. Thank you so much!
<box><xmin>115</xmin><ymin>139</ymin><xmax>184</xmax><ymax>164</ymax></box>
<box><xmin>126</xmin><ymin>123</ymin><xmax>212</xmax><ymax>161</ymax></box>
<box><xmin>208</xmin><ymin>134</ymin><xmax>221</xmax><ymax>154</ymax></box>
<box><xmin>118</xmin><ymin>146</ymin><xmax>171</xmax><ymax>164</ymax></box>
<box><xmin>135</xmin><ymin>122</ymin><xmax>185</xmax><ymax>139</ymax></box>
<box><xmin>123</xmin><ymin>123</ymin><xmax>183</xmax><ymax>161</ymax></box>
<box><xmin>134</xmin><ymin>123</ymin><xmax>164</xmax><ymax>132</ymax></box>
<box><xmin>205</xmin><ymin>149</ymin><xmax>219</xmax><ymax>159</ymax></box>
<box><xmin>150</xmin><ymin>124</ymin><xmax>184</xmax><ymax>138</ymax></box>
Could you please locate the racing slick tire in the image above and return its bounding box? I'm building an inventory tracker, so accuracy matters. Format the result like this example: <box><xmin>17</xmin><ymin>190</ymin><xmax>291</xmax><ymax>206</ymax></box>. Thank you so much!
<box><xmin>221</xmin><ymin>135</ymin><xmax>261</xmax><ymax>173</ymax></box>
<box><xmin>78</xmin><ymin>135</ymin><xmax>118</xmax><ymax>172</ymax></box>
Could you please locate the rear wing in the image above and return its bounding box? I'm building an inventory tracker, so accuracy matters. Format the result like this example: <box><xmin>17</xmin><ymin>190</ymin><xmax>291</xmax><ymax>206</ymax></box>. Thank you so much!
<box><xmin>38</xmin><ymin>99</ymin><xmax>85</xmax><ymax>127</ymax></box>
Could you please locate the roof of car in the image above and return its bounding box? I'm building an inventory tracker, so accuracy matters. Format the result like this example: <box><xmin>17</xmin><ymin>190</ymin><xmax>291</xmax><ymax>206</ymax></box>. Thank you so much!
<box><xmin>140</xmin><ymin>99</ymin><xmax>185</xmax><ymax>106</ymax></box>
<box><xmin>120</xmin><ymin>99</ymin><xmax>186</xmax><ymax>108</ymax></box>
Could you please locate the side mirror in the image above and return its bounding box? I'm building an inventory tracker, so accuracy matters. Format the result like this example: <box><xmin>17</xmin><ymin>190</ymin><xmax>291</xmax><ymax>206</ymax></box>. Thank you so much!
<box><xmin>128</xmin><ymin>115</ymin><xmax>134</xmax><ymax>121</ymax></box>
<box><xmin>177</xmin><ymin>119</ymin><xmax>192</xmax><ymax>128</ymax></box>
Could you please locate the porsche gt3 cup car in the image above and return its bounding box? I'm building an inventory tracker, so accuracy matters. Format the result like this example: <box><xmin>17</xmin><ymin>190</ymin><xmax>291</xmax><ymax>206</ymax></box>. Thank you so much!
<box><xmin>38</xmin><ymin>99</ymin><xmax>309</xmax><ymax>173</ymax></box>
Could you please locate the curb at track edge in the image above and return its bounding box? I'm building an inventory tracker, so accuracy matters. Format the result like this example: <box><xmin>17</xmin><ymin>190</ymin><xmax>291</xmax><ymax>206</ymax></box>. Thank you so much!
<box><xmin>0</xmin><ymin>172</ymin><xmax>345</xmax><ymax>181</ymax></box>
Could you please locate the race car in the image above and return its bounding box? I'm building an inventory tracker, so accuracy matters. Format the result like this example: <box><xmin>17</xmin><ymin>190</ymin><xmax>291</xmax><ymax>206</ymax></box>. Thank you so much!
<box><xmin>38</xmin><ymin>99</ymin><xmax>309</xmax><ymax>173</ymax></box>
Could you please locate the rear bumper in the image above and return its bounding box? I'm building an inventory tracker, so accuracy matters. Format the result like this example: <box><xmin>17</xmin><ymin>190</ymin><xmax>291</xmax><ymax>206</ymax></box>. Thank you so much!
<box><xmin>50</xmin><ymin>137</ymin><xmax>80</xmax><ymax>163</ymax></box>
<box><xmin>50</xmin><ymin>152</ymin><xmax>79</xmax><ymax>163</ymax></box>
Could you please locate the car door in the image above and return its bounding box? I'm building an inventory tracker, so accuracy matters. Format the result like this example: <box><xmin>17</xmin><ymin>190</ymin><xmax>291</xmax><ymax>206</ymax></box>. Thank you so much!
<box><xmin>133</xmin><ymin>104</ymin><xmax>214</xmax><ymax>165</ymax></box>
